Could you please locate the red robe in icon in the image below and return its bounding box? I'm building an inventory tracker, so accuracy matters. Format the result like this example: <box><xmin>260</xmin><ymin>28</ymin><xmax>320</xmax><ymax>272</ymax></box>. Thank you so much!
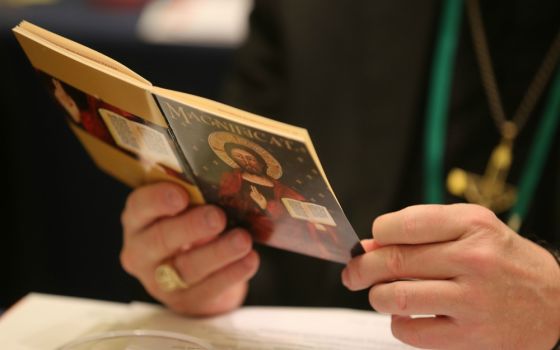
<box><xmin>218</xmin><ymin>169</ymin><xmax>340</xmax><ymax>260</ymax></box>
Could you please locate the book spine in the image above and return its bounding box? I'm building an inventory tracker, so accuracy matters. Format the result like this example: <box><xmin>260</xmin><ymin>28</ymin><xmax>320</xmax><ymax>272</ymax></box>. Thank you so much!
<box><xmin>152</xmin><ymin>93</ymin><xmax>206</xmax><ymax>203</ymax></box>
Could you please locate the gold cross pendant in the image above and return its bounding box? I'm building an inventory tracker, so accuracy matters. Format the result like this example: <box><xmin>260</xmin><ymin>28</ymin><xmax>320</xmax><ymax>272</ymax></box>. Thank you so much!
<box><xmin>447</xmin><ymin>138</ymin><xmax>517</xmax><ymax>214</ymax></box>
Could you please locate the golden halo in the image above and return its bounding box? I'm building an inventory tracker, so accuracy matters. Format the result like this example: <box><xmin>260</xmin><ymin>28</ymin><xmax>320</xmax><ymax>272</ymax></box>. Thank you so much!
<box><xmin>208</xmin><ymin>131</ymin><xmax>283</xmax><ymax>179</ymax></box>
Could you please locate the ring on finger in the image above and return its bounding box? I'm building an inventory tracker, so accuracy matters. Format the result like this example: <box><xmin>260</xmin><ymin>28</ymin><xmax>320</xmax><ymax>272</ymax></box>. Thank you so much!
<box><xmin>155</xmin><ymin>263</ymin><xmax>189</xmax><ymax>292</ymax></box>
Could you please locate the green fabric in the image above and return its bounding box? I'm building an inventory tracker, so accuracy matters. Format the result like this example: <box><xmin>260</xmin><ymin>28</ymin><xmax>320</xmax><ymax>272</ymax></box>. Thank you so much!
<box><xmin>424</xmin><ymin>0</ymin><xmax>560</xmax><ymax>231</ymax></box>
<box><xmin>509</xmin><ymin>66</ymin><xmax>560</xmax><ymax>224</ymax></box>
<box><xmin>423</xmin><ymin>0</ymin><xmax>464</xmax><ymax>204</ymax></box>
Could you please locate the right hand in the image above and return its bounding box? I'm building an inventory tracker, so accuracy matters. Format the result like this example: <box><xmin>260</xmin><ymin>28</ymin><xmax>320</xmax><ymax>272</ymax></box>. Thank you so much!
<box><xmin>120</xmin><ymin>182</ymin><xmax>259</xmax><ymax>316</ymax></box>
<box><xmin>250</xmin><ymin>185</ymin><xmax>267</xmax><ymax>210</ymax></box>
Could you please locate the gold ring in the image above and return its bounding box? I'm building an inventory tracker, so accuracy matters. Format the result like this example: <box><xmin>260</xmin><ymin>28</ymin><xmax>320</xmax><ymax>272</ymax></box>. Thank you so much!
<box><xmin>155</xmin><ymin>264</ymin><xmax>189</xmax><ymax>292</ymax></box>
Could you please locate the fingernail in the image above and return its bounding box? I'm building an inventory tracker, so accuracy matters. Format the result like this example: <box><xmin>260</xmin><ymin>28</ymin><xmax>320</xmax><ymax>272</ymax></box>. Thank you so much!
<box><xmin>166</xmin><ymin>189</ymin><xmax>184</xmax><ymax>209</ymax></box>
<box><xmin>204</xmin><ymin>207</ymin><xmax>222</xmax><ymax>230</ymax></box>
<box><xmin>231</xmin><ymin>230</ymin><xmax>249</xmax><ymax>250</ymax></box>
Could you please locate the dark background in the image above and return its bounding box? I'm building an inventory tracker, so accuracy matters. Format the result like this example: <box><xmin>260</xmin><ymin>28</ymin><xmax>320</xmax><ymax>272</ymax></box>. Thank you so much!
<box><xmin>0</xmin><ymin>1</ymin><xmax>235</xmax><ymax>309</ymax></box>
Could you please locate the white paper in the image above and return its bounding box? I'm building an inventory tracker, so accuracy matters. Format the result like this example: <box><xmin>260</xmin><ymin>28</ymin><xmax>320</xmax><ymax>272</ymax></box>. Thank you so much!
<box><xmin>0</xmin><ymin>293</ymin><xmax>415</xmax><ymax>349</ymax></box>
<box><xmin>0</xmin><ymin>294</ymin><xmax>130</xmax><ymax>350</ymax></box>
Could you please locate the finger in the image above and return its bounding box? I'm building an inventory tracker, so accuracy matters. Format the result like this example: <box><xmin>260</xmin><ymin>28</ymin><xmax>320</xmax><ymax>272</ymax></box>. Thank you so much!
<box><xmin>127</xmin><ymin>205</ymin><xmax>226</xmax><ymax>267</ymax></box>
<box><xmin>369</xmin><ymin>280</ymin><xmax>465</xmax><ymax>317</ymax></box>
<box><xmin>172</xmin><ymin>282</ymin><xmax>249</xmax><ymax>316</ymax></box>
<box><xmin>122</xmin><ymin>182</ymin><xmax>189</xmax><ymax>235</ymax></box>
<box><xmin>361</xmin><ymin>239</ymin><xmax>383</xmax><ymax>252</ymax></box>
<box><xmin>391</xmin><ymin>315</ymin><xmax>461</xmax><ymax>349</ymax></box>
<box><xmin>342</xmin><ymin>242</ymin><xmax>460</xmax><ymax>290</ymax></box>
<box><xmin>173</xmin><ymin>228</ymin><xmax>253</xmax><ymax>285</ymax></box>
<box><xmin>372</xmin><ymin>203</ymin><xmax>498</xmax><ymax>245</ymax></box>
<box><xmin>176</xmin><ymin>250</ymin><xmax>259</xmax><ymax>306</ymax></box>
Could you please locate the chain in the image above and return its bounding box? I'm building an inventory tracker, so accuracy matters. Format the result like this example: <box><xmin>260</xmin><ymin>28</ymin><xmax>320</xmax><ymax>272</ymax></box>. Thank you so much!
<box><xmin>466</xmin><ymin>0</ymin><xmax>560</xmax><ymax>138</ymax></box>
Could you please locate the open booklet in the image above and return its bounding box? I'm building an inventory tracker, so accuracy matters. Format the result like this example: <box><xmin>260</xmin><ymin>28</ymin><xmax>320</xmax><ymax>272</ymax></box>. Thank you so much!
<box><xmin>0</xmin><ymin>293</ymin><xmax>414</xmax><ymax>349</ymax></box>
<box><xmin>13</xmin><ymin>21</ymin><xmax>363</xmax><ymax>264</ymax></box>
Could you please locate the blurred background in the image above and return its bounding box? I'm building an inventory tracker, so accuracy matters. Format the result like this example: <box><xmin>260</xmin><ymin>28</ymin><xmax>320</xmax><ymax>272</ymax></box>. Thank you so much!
<box><xmin>0</xmin><ymin>0</ymin><xmax>251</xmax><ymax>309</ymax></box>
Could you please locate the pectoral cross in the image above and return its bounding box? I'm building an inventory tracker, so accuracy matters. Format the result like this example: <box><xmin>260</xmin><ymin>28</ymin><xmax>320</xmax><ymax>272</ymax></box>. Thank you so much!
<box><xmin>447</xmin><ymin>134</ymin><xmax>517</xmax><ymax>214</ymax></box>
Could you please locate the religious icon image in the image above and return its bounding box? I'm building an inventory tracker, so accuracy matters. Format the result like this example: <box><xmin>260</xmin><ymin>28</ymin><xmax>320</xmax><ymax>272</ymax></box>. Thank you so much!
<box><xmin>50</xmin><ymin>76</ymin><xmax>114</xmax><ymax>144</ymax></box>
<box><xmin>156</xmin><ymin>94</ymin><xmax>363</xmax><ymax>263</ymax></box>
<box><xmin>41</xmin><ymin>71</ymin><xmax>190</xmax><ymax>184</ymax></box>
<box><xmin>208</xmin><ymin>131</ymin><xmax>343</xmax><ymax>260</ymax></box>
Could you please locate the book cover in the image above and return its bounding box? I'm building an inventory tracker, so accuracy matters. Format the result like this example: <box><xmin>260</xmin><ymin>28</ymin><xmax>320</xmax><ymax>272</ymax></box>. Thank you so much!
<box><xmin>13</xmin><ymin>21</ymin><xmax>363</xmax><ymax>263</ymax></box>
<box><xmin>35</xmin><ymin>69</ymin><xmax>204</xmax><ymax>202</ymax></box>
<box><xmin>157</xmin><ymin>95</ymin><xmax>361</xmax><ymax>262</ymax></box>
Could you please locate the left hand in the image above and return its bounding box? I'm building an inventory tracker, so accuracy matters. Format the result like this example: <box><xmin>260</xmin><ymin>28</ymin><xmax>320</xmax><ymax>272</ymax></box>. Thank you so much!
<box><xmin>342</xmin><ymin>204</ymin><xmax>560</xmax><ymax>350</ymax></box>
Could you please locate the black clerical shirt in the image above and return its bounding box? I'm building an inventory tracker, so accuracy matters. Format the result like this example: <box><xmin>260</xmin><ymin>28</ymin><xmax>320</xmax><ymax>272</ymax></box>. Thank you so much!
<box><xmin>222</xmin><ymin>0</ymin><xmax>560</xmax><ymax>309</ymax></box>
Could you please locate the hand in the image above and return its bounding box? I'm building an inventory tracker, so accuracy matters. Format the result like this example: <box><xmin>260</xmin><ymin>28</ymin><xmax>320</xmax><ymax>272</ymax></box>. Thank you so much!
<box><xmin>120</xmin><ymin>182</ymin><xmax>259</xmax><ymax>316</ymax></box>
<box><xmin>342</xmin><ymin>204</ymin><xmax>560</xmax><ymax>350</ymax></box>
<box><xmin>250</xmin><ymin>185</ymin><xmax>267</xmax><ymax>210</ymax></box>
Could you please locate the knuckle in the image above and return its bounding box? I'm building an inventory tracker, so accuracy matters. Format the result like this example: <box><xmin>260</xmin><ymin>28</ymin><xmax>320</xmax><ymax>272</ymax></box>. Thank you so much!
<box><xmin>120</xmin><ymin>209</ymin><xmax>129</xmax><ymax>229</ymax></box>
<box><xmin>211</xmin><ymin>237</ymin><xmax>228</xmax><ymax>261</ymax></box>
<box><xmin>165</xmin><ymin>295</ymin><xmax>194</xmax><ymax>315</ymax></box>
<box><xmin>430</xmin><ymin>204</ymin><xmax>447</xmax><ymax>226</ymax></box>
<box><xmin>123</xmin><ymin>193</ymin><xmax>139</xmax><ymax>219</ymax></box>
<box><xmin>183</xmin><ymin>208</ymin><xmax>209</xmax><ymax>237</ymax></box>
<box><xmin>229</xmin><ymin>229</ymin><xmax>251</xmax><ymax>252</ymax></box>
<box><xmin>457</xmin><ymin>244</ymin><xmax>499</xmax><ymax>275</ymax></box>
<box><xmin>232</xmin><ymin>257</ymin><xmax>250</xmax><ymax>277</ymax></box>
<box><xmin>121</xmin><ymin>190</ymin><xmax>151</xmax><ymax>232</ymax></box>
<box><xmin>454</xmin><ymin>209</ymin><xmax>514</xmax><ymax>275</ymax></box>
<box><xmin>454</xmin><ymin>282</ymin><xmax>473</xmax><ymax>307</ymax></box>
<box><xmin>233</xmin><ymin>252</ymin><xmax>258</xmax><ymax>279</ymax></box>
<box><xmin>174</xmin><ymin>255</ymin><xmax>196</xmax><ymax>283</ymax></box>
<box><xmin>244</xmin><ymin>251</ymin><xmax>259</xmax><ymax>273</ymax></box>
<box><xmin>385</xmin><ymin>246</ymin><xmax>406</xmax><ymax>278</ymax></box>
<box><xmin>394</xmin><ymin>284</ymin><xmax>409</xmax><ymax>311</ymax></box>
<box><xmin>152</xmin><ymin>221</ymin><xmax>173</xmax><ymax>257</ymax></box>
<box><xmin>216</xmin><ymin>263</ymin><xmax>246</xmax><ymax>289</ymax></box>
<box><xmin>368</xmin><ymin>287</ymin><xmax>378</xmax><ymax>310</ymax></box>
<box><xmin>120</xmin><ymin>201</ymin><xmax>134</xmax><ymax>229</ymax></box>
<box><xmin>401</xmin><ymin>207</ymin><xmax>417</xmax><ymax>238</ymax></box>
<box><xmin>464</xmin><ymin>205</ymin><xmax>499</xmax><ymax>232</ymax></box>
<box><xmin>346</xmin><ymin>258</ymin><xmax>365</xmax><ymax>288</ymax></box>
<box><xmin>119</xmin><ymin>248</ymin><xmax>136</xmax><ymax>275</ymax></box>
<box><xmin>230</xmin><ymin>261</ymin><xmax>251</xmax><ymax>282</ymax></box>
<box><xmin>391</xmin><ymin>318</ymin><xmax>422</xmax><ymax>346</ymax></box>
<box><xmin>368</xmin><ymin>286</ymin><xmax>385</xmax><ymax>312</ymax></box>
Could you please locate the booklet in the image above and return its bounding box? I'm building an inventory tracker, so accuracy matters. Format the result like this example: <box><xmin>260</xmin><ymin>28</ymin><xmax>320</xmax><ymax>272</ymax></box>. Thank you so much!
<box><xmin>13</xmin><ymin>21</ymin><xmax>363</xmax><ymax>264</ymax></box>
